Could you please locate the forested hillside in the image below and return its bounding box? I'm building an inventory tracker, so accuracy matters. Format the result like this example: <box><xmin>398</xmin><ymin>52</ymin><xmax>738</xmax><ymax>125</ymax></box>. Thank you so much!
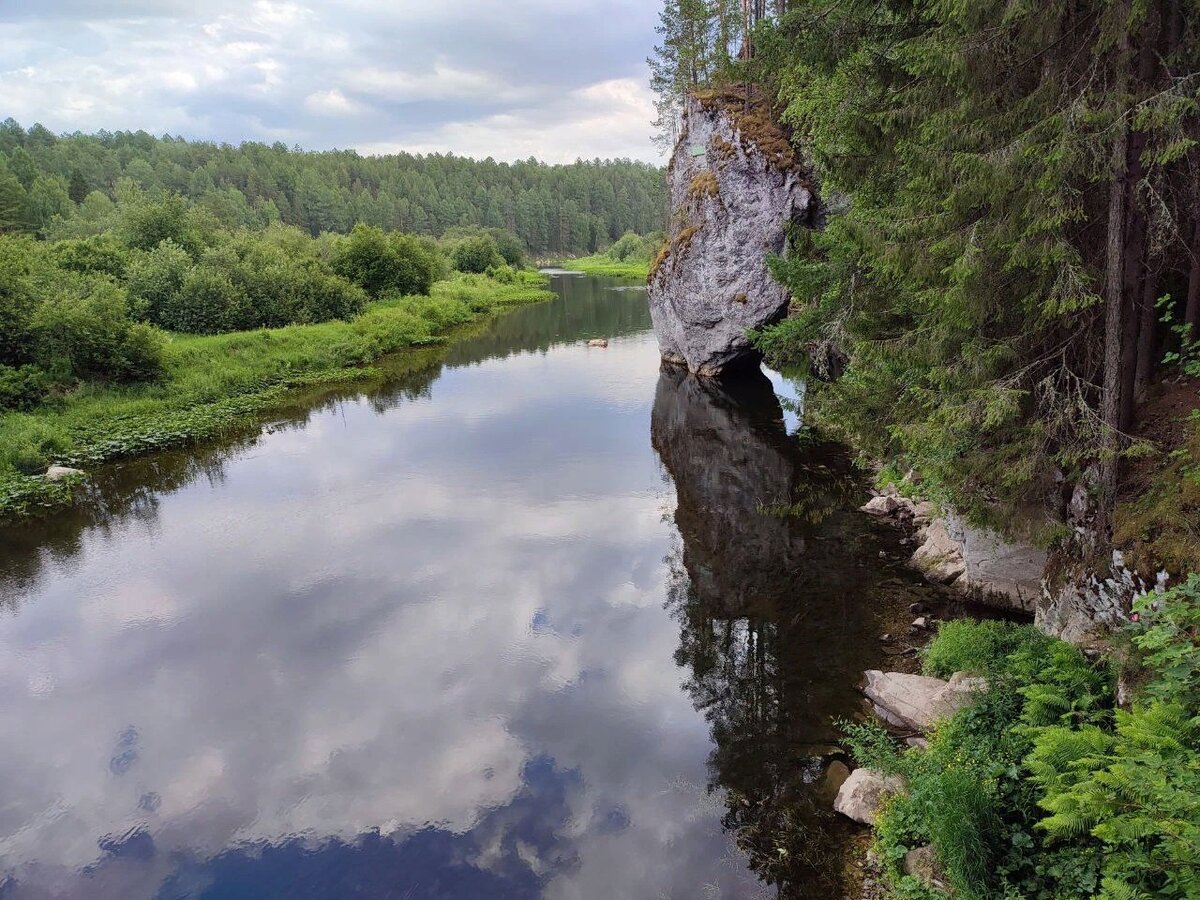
<box><xmin>650</xmin><ymin>2</ymin><xmax>1200</xmax><ymax>898</ymax></box>
<box><xmin>0</xmin><ymin>119</ymin><xmax>665</xmax><ymax>255</ymax></box>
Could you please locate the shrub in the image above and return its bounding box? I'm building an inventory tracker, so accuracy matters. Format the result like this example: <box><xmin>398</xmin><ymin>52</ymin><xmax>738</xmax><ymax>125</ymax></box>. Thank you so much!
<box><xmin>608</xmin><ymin>230</ymin><xmax>649</xmax><ymax>261</ymax></box>
<box><xmin>922</xmin><ymin>619</ymin><xmax>1046</xmax><ymax>679</ymax></box>
<box><xmin>0</xmin><ymin>364</ymin><xmax>50</xmax><ymax>410</ymax></box>
<box><xmin>0</xmin><ymin>234</ymin><xmax>44</xmax><ymax>366</ymax></box>
<box><xmin>30</xmin><ymin>277</ymin><xmax>164</xmax><ymax>382</ymax></box>
<box><xmin>449</xmin><ymin>233</ymin><xmax>503</xmax><ymax>274</ymax></box>
<box><xmin>331</xmin><ymin>224</ymin><xmax>440</xmax><ymax>297</ymax></box>
<box><xmin>486</xmin><ymin>229</ymin><xmax>526</xmax><ymax>268</ymax></box>
<box><xmin>51</xmin><ymin>233</ymin><xmax>130</xmax><ymax>278</ymax></box>
<box><xmin>851</xmin><ymin>619</ymin><xmax>1114</xmax><ymax>899</ymax></box>
<box><xmin>126</xmin><ymin>239</ymin><xmax>193</xmax><ymax>324</ymax></box>
<box><xmin>162</xmin><ymin>265</ymin><xmax>247</xmax><ymax>334</ymax></box>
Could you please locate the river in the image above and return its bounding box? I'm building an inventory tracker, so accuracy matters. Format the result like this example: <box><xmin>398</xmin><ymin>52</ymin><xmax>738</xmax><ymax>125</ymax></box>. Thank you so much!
<box><xmin>0</xmin><ymin>275</ymin><xmax>936</xmax><ymax>899</ymax></box>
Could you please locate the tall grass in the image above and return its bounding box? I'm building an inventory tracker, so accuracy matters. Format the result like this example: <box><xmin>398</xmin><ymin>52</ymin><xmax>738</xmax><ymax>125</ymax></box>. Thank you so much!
<box><xmin>0</xmin><ymin>273</ymin><xmax>553</xmax><ymax>519</ymax></box>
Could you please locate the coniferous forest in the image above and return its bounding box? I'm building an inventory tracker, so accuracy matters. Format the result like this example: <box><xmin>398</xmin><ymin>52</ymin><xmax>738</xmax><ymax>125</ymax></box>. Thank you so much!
<box><xmin>0</xmin><ymin>119</ymin><xmax>665</xmax><ymax>255</ymax></box>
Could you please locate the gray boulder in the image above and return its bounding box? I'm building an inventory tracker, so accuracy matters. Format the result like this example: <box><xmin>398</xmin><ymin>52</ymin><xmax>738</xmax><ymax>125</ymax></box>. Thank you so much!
<box><xmin>910</xmin><ymin>520</ymin><xmax>966</xmax><ymax>585</ymax></box>
<box><xmin>862</xmin><ymin>495</ymin><xmax>901</xmax><ymax>516</ymax></box>
<box><xmin>864</xmin><ymin>670</ymin><xmax>986</xmax><ymax>732</ymax></box>
<box><xmin>903</xmin><ymin>845</ymin><xmax>949</xmax><ymax>891</ymax></box>
<box><xmin>648</xmin><ymin>92</ymin><xmax>819</xmax><ymax>375</ymax></box>
<box><xmin>44</xmin><ymin>465</ymin><xmax>84</xmax><ymax>482</ymax></box>
<box><xmin>834</xmin><ymin>768</ymin><xmax>905</xmax><ymax>825</ymax></box>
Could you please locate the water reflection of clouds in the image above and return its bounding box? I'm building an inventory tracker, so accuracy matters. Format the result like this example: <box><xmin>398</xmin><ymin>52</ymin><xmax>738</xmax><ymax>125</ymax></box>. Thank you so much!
<box><xmin>0</xmin><ymin>318</ymin><xmax>760</xmax><ymax>897</ymax></box>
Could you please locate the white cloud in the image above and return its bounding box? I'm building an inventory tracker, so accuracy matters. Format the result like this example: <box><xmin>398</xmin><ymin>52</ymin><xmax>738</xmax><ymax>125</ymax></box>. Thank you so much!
<box><xmin>0</xmin><ymin>0</ymin><xmax>663</xmax><ymax>162</ymax></box>
<box><xmin>304</xmin><ymin>87</ymin><xmax>362</xmax><ymax>116</ymax></box>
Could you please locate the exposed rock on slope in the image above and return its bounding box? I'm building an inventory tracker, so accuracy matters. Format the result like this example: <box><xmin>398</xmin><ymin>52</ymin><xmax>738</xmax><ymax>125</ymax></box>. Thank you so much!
<box><xmin>648</xmin><ymin>90</ymin><xmax>820</xmax><ymax>375</ymax></box>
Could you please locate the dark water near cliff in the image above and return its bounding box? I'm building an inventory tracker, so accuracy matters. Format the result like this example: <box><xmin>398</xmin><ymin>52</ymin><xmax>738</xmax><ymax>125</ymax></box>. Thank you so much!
<box><xmin>0</xmin><ymin>275</ymin><xmax>927</xmax><ymax>899</ymax></box>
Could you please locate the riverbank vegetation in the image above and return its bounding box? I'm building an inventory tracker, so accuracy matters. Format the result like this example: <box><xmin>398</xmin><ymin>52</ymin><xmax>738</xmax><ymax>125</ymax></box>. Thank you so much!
<box><xmin>847</xmin><ymin>576</ymin><xmax>1200</xmax><ymax>899</ymax></box>
<box><xmin>0</xmin><ymin>175</ymin><xmax>555</xmax><ymax>520</ymax></box>
<box><xmin>556</xmin><ymin>230</ymin><xmax>661</xmax><ymax>278</ymax></box>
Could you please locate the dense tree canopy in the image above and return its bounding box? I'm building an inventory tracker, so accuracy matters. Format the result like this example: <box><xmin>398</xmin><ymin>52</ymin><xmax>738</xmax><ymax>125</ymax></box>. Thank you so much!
<box><xmin>728</xmin><ymin>0</ymin><xmax>1200</xmax><ymax>545</ymax></box>
<box><xmin>0</xmin><ymin>119</ymin><xmax>666</xmax><ymax>256</ymax></box>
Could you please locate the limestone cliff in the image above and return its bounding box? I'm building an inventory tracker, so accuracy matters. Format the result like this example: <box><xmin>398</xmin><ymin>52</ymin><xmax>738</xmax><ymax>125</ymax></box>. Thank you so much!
<box><xmin>648</xmin><ymin>91</ymin><xmax>819</xmax><ymax>375</ymax></box>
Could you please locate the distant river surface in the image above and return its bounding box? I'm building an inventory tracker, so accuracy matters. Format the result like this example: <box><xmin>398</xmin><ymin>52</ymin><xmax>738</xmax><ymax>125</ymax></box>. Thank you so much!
<box><xmin>0</xmin><ymin>275</ymin><xmax>926</xmax><ymax>899</ymax></box>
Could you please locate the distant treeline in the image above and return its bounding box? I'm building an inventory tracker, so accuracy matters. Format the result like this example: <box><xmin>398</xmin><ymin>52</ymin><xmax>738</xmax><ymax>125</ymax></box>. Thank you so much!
<box><xmin>0</xmin><ymin>119</ymin><xmax>666</xmax><ymax>255</ymax></box>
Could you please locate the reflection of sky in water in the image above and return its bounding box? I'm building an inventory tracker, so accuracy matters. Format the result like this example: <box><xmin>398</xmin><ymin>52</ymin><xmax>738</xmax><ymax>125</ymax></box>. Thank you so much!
<box><xmin>0</xmin><ymin>281</ymin><xmax>765</xmax><ymax>899</ymax></box>
<box><xmin>763</xmin><ymin>367</ymin><xmax>806</xmax><ymax>435</ymax></box>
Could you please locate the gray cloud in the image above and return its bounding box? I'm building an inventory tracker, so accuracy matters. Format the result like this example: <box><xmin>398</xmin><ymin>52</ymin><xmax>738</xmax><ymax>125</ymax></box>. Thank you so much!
<box><xmin>0</xmin><ymin>0</ymin><xmax>663</xmax><ymax>162</ymax></box>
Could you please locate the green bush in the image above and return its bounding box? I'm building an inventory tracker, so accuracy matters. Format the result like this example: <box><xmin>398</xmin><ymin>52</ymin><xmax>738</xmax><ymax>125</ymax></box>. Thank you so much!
<box><xmin>0</xmin><ymin>235</ymin><xmax>43</xmax><ymax>367</ymax></box>
<box><xmin>30</xmin><ymin>277</ymin><xmax>164</xmax><ymax>383</ymax></box>
<box><xmin>449</xmin><ymin>233</ymin><xmax>503</xmax><ymax>274</ymax></box>
<box><xmin>330</xmin><ymin>224</ymin><xmax>440</xmax><ymax>297</ymax></box>
<box><xmin>165</xmin><ymin>265</ymin><xmax>247</xmax><ymax>334</ymax></box>
<box><xmin>126</xmin><ymin>239</ymin><xmax>192</xmax><ymax>323</ymax></box>
<box><xmin>51</xmin><ymin>233</ymin><xmax>130</xmax><ymax>278</ymax></box>
<box><xmin>922</xmin><ymin>619</ymin><xmax>1046</xmax><ymax>679</ymax></box>
<box><xmin>0</xmin><ymin>364</ymin><xmax>50</xmax><ymax>410</ymax></box>
<box><xmin>1028</xmin><ymin>577</ymin><xmax>1200</xmax><ymax>899</ymax></box>
<box><xmin>849</xmin><ymin>619</ymin><xmax>1114</xmax><ymax>899</ymax></box>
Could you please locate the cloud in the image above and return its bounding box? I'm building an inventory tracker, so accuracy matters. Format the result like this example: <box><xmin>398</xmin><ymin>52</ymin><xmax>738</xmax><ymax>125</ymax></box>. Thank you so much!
<box><xmin>0</xmin><ymin>0</ymin><xmax>664</xmax><ymax>162</ymax></box>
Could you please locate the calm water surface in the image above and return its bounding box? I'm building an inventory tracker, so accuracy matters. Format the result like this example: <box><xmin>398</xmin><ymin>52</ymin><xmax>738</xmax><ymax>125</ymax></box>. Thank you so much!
<box><xmin>0</xmin><ymin>275</ymin><xmax>923</xmax><ymax>899</ymax></box>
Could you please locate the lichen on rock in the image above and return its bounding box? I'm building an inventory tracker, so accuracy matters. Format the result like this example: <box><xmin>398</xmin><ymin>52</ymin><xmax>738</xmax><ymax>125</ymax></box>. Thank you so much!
<box><xmin>648</xmin><ymin>89</ymin><xmax>820</xmax><ymax>376</ymax></box>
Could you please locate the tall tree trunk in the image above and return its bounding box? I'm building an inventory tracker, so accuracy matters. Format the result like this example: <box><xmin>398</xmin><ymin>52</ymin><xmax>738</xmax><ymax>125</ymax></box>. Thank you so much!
<box><xmin>1134</xmin><ymin>269</ymin><xmax>1160</xmax><ymax>400</ymax></box>
<box><xmin>1186</xmin><ymin>218</ymin><xmax>1200</xmax><ymax>333</ymax></box>
<box><xmin>1099</xmin><ymin>5</ymin><xmax>1134</xmax><ymax>533</ymax></box>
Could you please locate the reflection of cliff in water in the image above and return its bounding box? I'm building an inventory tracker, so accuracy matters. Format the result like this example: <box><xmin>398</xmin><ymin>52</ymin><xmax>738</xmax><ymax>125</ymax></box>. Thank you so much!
<box><xmin>651</xmin><ymin>364</ymin><xmax>898</xmax><ymax>897</ymax></box>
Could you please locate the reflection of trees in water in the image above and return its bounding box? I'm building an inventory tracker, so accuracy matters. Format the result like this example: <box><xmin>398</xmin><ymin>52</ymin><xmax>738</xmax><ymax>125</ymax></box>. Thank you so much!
<box><xmin>443</xmin><ymin>276</ymin><xmax>651</xmax><ymax>367</ymax></box>
<box><xmin>0</xmin><ymin>278</ymin><xmax>640</xmax><ymax>605</ymax></box>
<box><xmin>653</xmin><ymin>365</ymin><xmax>889</xmax><ymax>897</ymax></box>
<box><xmin>0</xmin><ymin>357</ymin><xmax>448</xmax><ymax>607</ymax></box>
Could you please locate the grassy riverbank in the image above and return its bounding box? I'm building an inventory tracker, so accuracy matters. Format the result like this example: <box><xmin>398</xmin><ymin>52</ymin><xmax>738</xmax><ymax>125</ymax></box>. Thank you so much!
<box><xmin>0</xmin><ymin>272</ymin><xmax>553</xmax><ymax>520</ymax></box>
<box><xmin>553</xmin><ymin>254</ymin><xmax>650</xmax><ymax>279</ymax></box>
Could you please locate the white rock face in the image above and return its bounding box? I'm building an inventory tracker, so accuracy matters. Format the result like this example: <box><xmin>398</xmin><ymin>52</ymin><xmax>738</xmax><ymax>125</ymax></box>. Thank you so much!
<box><xmin>948</xmin><ymin>514</ymin><xmax>1047</xmax><ymax>611</ymax></box>
<box><xmin>833</xmin><ymin>768</ymin><xmax>905</xmax><ymax>826</ymax></box>
<box><xmin>648</xmin><ymin>94</ymin><xmax>818</xmax><ymax>375</ymax></box>
<box><xmin>863</xmin><ymin>670</ymin><xmax>986</xmax><ymax>733</ymax></box>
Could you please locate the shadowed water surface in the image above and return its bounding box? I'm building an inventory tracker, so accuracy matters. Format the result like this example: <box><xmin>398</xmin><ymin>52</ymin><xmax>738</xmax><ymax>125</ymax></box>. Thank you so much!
<box><xmin>0</xmin><ymin>276</ymin><xmax>931</xmax><ymax>899</ymax></box>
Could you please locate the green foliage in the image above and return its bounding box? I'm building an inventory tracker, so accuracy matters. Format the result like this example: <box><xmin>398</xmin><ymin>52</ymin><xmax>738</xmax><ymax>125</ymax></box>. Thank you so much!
<box><xmin>852</xmin><ymin>598</ymin><xmax>1200</xmax><ymax>899</ymax></box>
<box><xmin>331</xmin><ymin>224</ymin><xmax>439</xmax><ymax>297</ymax></box>
<box><xmin>748</xmin><ymin>0</ymin><xmax>1200</xmax><ymax>531</ymax></box>
<box><xmin>1029</xmin><ymin>579</ymin><xmax>1200</xmax><ymax>900</ymax></box>
<box><xmin>559</xmin><ymin>253</ymin><xmax>652</xmax><ymax>279</ymax></box>
<box><xmin>922</xmin><ymin>620</ymin><xmax>1046</xmax><ymax>680</ymax></box>
<box><xmin>448</xmin><ymin>232</ymin><xmax>504</xmax><ymax>274</ymax></box>
<box><xmin>29</xmin><ymin>277</ymin><xmax>164</xmax><ymax>383</ymax></box>
<box><xmin>851</xmin><ymin>619</ymin><xmax>1115</xmax><ymax>898</ymax></box>
<box><xmin>0</xmin><ymin>365</ymin><xmax>49</xmax><ymax>411</ymax></box>
<box><xmin>0</xmin><ymin>117</ymin><xmax>664</xmax><ymax>254</ymax></box>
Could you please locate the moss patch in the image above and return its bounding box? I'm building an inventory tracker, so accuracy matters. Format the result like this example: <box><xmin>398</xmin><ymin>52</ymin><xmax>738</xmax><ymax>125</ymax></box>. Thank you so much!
<box><xmin>1114</xmin><ymin>377</ymin><xmax>1200</xmax><ymax>574</ymax></box>
<box><xmin>695</xmin><ymin>85</ymin><xmax>797</xmax><ymax>171</ymax></box>
<box><xmin>688</xmin><ymin>171</ymin><xmax>720</xmax><ymax>200</ymax></box>
<box><xmin>649</xmin><ymin>225</ymin><xmax>702</xmax><ymax>281</ymax></box>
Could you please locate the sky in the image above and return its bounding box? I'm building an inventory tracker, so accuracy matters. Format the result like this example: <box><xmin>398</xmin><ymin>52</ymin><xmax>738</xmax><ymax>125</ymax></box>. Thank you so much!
<box><xmin>0</xmin><ymin>0</ymin><xmax>664</xmax><ymax>163</ymax></box>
